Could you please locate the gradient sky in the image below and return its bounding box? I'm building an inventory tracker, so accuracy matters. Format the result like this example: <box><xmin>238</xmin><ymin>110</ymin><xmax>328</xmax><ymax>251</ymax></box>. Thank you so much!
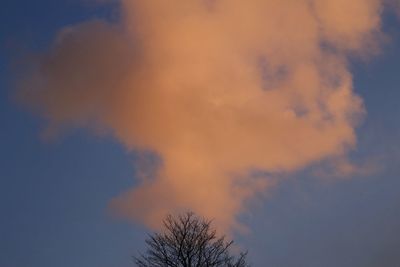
<box><xmin>1</xmin><ymin>1</ymin><xmax>400</xmax><ymax>267</ymax></box>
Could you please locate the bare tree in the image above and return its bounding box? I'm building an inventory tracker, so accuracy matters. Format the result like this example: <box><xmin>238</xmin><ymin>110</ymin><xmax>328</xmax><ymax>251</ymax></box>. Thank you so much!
<box><xmin>135</xmin><ymin>212</ymin><xmax>250</xmax><ymax>267</ymax></box>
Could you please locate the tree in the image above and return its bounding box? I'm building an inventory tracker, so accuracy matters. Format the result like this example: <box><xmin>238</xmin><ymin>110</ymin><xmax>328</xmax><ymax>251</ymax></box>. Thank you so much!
<box><xmin>135</xmin><ymin>212</ymin><xmax>250</xmax><ymax>267</ymax></box>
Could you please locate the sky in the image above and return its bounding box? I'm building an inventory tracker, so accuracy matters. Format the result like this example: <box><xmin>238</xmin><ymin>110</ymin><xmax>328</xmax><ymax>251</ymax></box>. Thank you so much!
<box><xmin>1</xmin><ymin>1</ymin><xmax>400</xmax><ymax>267</ymax></box>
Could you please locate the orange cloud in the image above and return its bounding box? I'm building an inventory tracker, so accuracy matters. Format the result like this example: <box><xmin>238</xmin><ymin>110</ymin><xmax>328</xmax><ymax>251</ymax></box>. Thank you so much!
<box><xmin>18</xmin><ymin>0</ymin><xmax>385</xmax><ymax>231</ymax></box>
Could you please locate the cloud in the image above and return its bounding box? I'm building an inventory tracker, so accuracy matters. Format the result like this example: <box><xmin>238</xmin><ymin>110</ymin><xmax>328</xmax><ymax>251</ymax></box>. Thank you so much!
<box><xmin>17</xmin><ymin>0</ymin><xmax>385</xmax><ymax>231</ymax></box>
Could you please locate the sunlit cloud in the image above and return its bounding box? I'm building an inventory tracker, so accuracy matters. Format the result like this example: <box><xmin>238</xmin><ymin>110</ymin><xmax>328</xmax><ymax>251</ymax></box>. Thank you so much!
<box><xmin>17</xmin><ymin>0</ymin><xmax>386</xmax><ymax>231</ymax></box>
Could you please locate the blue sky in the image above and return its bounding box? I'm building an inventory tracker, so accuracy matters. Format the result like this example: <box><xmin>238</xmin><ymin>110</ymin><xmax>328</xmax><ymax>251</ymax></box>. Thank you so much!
<box><xmin>1</xmin><ymin>1</ymin><xmax>400</xmax><ymax>267</ymax></box>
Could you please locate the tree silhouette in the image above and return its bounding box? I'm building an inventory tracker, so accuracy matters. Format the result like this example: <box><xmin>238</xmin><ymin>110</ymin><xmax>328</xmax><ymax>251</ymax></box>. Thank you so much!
<box><xmin>135</xmin><ymin>212</ymin><xmax>250</xmax><ymax>267</ymax></box>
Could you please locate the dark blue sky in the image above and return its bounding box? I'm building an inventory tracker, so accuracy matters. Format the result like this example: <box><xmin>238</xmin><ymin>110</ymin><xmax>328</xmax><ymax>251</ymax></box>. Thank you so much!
<box><xmin>1</xmin><ymin>1</ymin><xmax>400</xmax><ymax>267</ymax></box>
